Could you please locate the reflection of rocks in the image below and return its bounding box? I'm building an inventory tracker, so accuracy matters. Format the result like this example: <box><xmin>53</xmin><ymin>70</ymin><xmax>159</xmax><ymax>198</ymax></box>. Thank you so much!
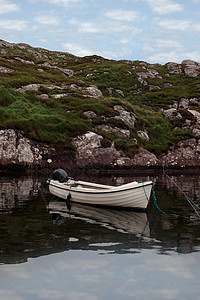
<box><xmin>0</xmin><ymin>177</ymin><xmax>41</xmax><ymax>213</ymax></box>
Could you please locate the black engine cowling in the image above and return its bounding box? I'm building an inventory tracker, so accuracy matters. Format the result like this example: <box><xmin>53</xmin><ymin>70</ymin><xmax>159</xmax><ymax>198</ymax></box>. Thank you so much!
<box><xmin>53</xmin><ymin>168</ymin><xmax>69</xmax><ymax>182</ymax></box>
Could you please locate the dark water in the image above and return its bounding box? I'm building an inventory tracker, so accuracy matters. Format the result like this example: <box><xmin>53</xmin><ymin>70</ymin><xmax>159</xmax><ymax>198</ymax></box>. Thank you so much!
<box><xmin>0</xmin><ymin>172</ymin><xmax>200</xmax><ymax>300</ymax></box>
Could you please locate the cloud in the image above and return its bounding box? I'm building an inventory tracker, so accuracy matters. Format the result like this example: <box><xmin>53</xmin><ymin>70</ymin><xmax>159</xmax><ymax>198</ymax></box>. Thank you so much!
<box><xmin>34</xmin><ymin>15</ymin><xmax>59</xmax><ymax>25</ymax></box>
<box><xmin>69</xmin><ymin>19</ymin><xmax>136</xmax><ymax>34</ymax></box>
<box><xmin>62</xmin><ymin>42</ymin><xmax>132</xmax><ymax>59</ymax></box>
<box><xmin>147</xmin><ymin>50</ymin><xmax>200</xmax><ymax>64</ymax></box>
<box><xmin>0</xmin><ymin>290</ymin><xmax>24</xmax><ymax>300</ymax></box>
<box><xmin>157</xmin><ymin>18</ymin><xmax>200</xmax><ymax>31</ymax></box>
<box><xmin>157</xmin><ymin>19</ymin><xmax>191</xmax><ymax>30</ymax></box>
<box><xmin>62</xmin><ymin>42</ymin><xmax>96</xmax><ymax>57</ymax></box>
<box><xmin>104</xmin><ymin>9</ymin><xmax>140</xmax><ymax>21</ymax></box>
<box><xmin>0</xmin><ymin>19</ymin><xmax>27</xmax><ymax>30</ymax></box>
<box><xmin>144</xmin><ymin>0</ymin><xmax>183</xmax><ymax>15</ymax></box>
<box><xmin>39</xmin><ymin>289</ymin><xmax>65</xmax><ymax>299</ymax></box>
<box><xmin>0</xmin><ymin>0</ymin><xmax>19</xmax><ymax>14</ymax></box>
<box><xmin>39</xmin><ymin>0</ymin><xmax>83</xmax><ymax>6</ymax></box>
<box><xmin>144</xmin><ymin>38</ymin><xmax>183</xmax><ymax>52</ymax></box>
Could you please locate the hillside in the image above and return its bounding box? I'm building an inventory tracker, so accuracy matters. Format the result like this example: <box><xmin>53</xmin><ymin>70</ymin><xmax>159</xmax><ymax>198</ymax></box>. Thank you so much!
<box><xmin>0</xmin><ymin>39</ymin><xmax>200</xmax><ymax>171</ymax></box>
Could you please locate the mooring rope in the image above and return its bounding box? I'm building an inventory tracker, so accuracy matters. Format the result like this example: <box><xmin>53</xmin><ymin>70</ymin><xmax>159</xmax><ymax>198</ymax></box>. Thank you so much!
<box><xmin>162</xmin><ymin>163</ymin><xmax>200</xmax><ymax>218</ymax></box>
<box><xmin>139</xmin><ymin>181</ymin><xmax>165</xmax><ymax>214</ymax></box>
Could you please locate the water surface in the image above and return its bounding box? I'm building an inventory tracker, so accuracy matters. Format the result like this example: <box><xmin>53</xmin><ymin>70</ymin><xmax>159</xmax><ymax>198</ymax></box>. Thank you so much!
<box><xmin>0</xmin><ymin>172</ymin><xmax>200</xmax><ymax>299</ymax></box>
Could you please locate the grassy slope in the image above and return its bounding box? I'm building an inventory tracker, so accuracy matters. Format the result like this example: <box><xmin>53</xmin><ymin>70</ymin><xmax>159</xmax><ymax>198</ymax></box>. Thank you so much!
<box><xmin>0</xmin><ymin>42</ymin><xmax>199</xmax><ymax>156</ymax></box>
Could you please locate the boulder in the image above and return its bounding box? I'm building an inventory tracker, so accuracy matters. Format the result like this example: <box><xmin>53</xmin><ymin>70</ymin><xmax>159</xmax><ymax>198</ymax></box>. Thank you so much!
<box><xmin>114</xmin><ymin>105</ymin><xmax>136</xmax><ymax>129</ymax></box>
<box><xmin>167</xmin><ymin>62</ymin><xmax>182</xmax><ymax>74</ymax></box>
<box><xmin>72</xmin><ymin>131</ymin><xmax>132</xmax><ymax>168</ymax></box>
<box><xmin>182</xmin><ymin>60</ymin><xmax>200</xmax><ymax>77</ymax></box>
<box><xmin>97</xmin><ymin>125</ymin><xmax>130</xmax><ymax>138</ymax></box>
<box><xmin>0</xmin><ymin>66</ymin><xmax>14</xmax><ymax>73</ymax></box>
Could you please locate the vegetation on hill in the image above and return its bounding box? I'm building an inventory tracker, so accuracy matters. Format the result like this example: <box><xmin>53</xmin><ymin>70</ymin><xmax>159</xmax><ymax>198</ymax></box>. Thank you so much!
<box><xmin>0</xmin><ymin>40</ymin><xmax>199</xmax><ymax>157</ymax></box>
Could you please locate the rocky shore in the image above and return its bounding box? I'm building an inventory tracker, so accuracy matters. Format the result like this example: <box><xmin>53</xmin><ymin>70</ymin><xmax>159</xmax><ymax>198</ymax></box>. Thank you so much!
<box><xmin>1</xmin><ymin>128</ymin><xmax>200</xmax><ymax>174</ymax></box>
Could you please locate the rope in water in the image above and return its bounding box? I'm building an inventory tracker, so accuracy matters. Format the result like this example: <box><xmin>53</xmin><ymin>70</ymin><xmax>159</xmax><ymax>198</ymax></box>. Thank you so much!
<box><xmin>139</xmin><ymin>181</ymin><xmax>164</xmax><ymax>214</ymax></box>
<box><xmin>162</xmin><ymin>163</ymin><xmax>200</xmax><ymax>218</ymax></box>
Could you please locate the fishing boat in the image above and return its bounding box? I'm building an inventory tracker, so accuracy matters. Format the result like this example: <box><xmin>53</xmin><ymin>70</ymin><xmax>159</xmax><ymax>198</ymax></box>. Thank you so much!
<box><xmin>48</xmin><ymin>169</ymin><xmax>153</xmax><ymax>211</ymax></box>
<box><xmin>48</xmin><ymin>201</ymin><xmax>150</xmax><ymax>236</ymax></box>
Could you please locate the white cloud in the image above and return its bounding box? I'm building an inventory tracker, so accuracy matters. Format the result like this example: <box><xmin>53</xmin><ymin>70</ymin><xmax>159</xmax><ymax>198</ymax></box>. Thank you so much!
<box><xmin>0</xmin><ymin>0</ymin><xmax>19</xmax><ymax>14</ymax></box>
<box><xmin>69</xmin><ymin>19</ymin><xmax>133</xmax><ymax>34</ymax></box>
<box><xmin>105</xmin><ymin>9</ymin><xmax>140</xmax><ymax>21</ymax></box>
<box><xmin>39</xmin><ymin>0</ymin><xmax>83</xmax><ymax>6</ymax></box>
<box><xmin>62</xmin><ymin>42</ymin><xmax>132</xmax><ymax>59</ymax></box>
<box><xmin>34</xmin><ymin>15</ymin><xmax>59</xmax><ymax>25</ymax></box>
<box><xmin>157</xmin><ymin>18</ymin><xmax>200</xmax><ymax>32</ymax></box>
<box><xmin>62</xmin><ymin>42</ymin><xmax>95</xmax><ymax>57</ymax></box>
<box><xmin>147</xmin><ymin>50</ymin><xmax>200</xmax><ymax>64</ymax></box>
<box><xmin>0</xmin><ymin>19</ymin><xmax>27</xmax><ymax>30</ymax></box>
<box><xmin>144</xmin><ymin>0</ymin><xmax>183</xmax><ymax>15</ymax></box>
<box><xmin>191</xmin><ymin>22</ymin><xmax>200</xmax><ymax>31</ymax></box>
<box><xmin>157</xmin><ymin>19</ymin><xmax>191</xmax><ymax>30</ymax></box>
<box><xmin>144</xmin><ymin>38</ymin><xmax>183</xmax><ymax>52</ymax></box>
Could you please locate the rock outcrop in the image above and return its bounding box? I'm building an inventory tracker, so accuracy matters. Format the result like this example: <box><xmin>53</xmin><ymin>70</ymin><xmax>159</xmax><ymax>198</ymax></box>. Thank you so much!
<box><xmin>0</xmin><ymin>129</ymin><xmax>75</xmax><ymax>172</ymax></box>
<box><xmin>1</xmin><ymin>129</ymin><xmax>200</xmax><ymax>172</ymax></box>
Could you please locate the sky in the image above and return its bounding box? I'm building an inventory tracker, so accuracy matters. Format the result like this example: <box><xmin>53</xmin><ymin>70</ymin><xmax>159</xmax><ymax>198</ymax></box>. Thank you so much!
<box><xmin>0</xmin><ymin>0</ymin><xmax>200</xmax><ymax>64</ymax></box>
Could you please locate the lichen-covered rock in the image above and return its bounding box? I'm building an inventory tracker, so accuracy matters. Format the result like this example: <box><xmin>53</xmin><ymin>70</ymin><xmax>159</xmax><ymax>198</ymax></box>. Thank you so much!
<box><xmin>163</xmin><ymin>108</ymin><xmax>182</xmax><ymax>119</ymax></box>
<box><xmin>97</xmin><ymin>125</ymin><xmax>130</xmax><ymax>138</ymax></box>
<box><xmin>114</xmin><ymin>105</ymin><xmax>136</xmax><ymax>129</ymax></box>
<box><xmin>72</xmin><ymin>131</ymin><xmax>133</xmax><ymax>168</ymax></box>
<box><xmin>182</xmin><ymin>60</ymin><xmax>200</xmax><ymax>77</ymax></box>
<box><xmin>137</xmin><ymin>130</ymin><xmax>149</xmax><ymax>140</ymax></box>
<box><xmin>0</xmin><ymin>129</ymin><xmax>48</xmax><ymax>165</ymax></box>
<box><xmin>162</xmin><ymin>139</ymin><xmax>200</xmax><ymax>167</ymax></box>
<box><xmin>167</xmin><ymin>62</ymin><xmax>182</xmax><ymax>74</ymax></box>
<box><xmin>133</xmin><ymin>148</ymin><xmax>159</xmax><ymax>167</ymax></box>
<box><xmin>83</xmin><ymin>111</ymin><xmax>97</xmax><ymax>119</ymax></box>
<box><xmin>0</xmin><ymin>66</ymin><xmax>14</xmax><ymax>73</ymax></box>
<box><xmin>85</xmin><ymin>85</ymin><xmax>102</xmax><ymax>98</ymax></box>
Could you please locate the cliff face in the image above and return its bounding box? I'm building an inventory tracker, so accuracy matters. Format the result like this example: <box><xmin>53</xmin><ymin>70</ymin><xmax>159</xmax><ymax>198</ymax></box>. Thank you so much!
<box><xmin>0</xmin><ymin>40</ymin><xmax>200</xmax><ymax>172</ymax></box>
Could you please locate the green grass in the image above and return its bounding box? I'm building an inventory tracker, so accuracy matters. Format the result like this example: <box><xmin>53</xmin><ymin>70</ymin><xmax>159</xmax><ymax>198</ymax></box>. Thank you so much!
<box><xmin>0</xmin><ymin>42</ymin><xmax>199</xmax><ymax>156</ymax></box>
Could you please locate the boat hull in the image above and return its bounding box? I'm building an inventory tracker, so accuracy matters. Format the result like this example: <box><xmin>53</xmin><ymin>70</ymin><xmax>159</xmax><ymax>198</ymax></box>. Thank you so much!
<box><xmin>49</xmin><ymin>180</ymin><xmax>152</xmax><ymax>210</ymax></box>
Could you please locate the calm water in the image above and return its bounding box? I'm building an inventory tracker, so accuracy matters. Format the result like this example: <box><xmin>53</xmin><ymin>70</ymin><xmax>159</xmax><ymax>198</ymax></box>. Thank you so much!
<box><xmin>0</xmin><ymin>172</ymin><xmax>200</xmax><ymax>300</ymax></box>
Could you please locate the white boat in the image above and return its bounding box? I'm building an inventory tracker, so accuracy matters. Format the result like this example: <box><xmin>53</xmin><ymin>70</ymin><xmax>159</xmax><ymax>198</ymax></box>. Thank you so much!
<box><xmin>48</xmin><ymin>169</ymin><xmax>153</xmax><ymax>211</ymax></box>
<box><xmin>48</xmin><ymin>201</ymin><xmax>150</xmax><ymax>236</ymax></box>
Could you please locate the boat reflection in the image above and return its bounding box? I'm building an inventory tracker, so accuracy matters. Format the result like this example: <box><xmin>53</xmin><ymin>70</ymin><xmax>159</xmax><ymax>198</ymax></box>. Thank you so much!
<box><xmin>48</xmin><ymin>201</ymin><xmax>150</xmax><ymax>237</ymax></box>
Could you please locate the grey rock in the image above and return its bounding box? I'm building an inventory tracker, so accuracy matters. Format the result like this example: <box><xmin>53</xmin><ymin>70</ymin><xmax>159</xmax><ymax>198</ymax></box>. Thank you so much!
<box><xmin>115</xmin><ymin>89</ymin><xmax>124</xmax><ymax>97</ymax></box>
<box><xmin>83</xmin><ymin>111</ymin><xmax>97</xmax><ymax>119</ymax></box>
<box><xmin>162</xmin><ymin>139</ymin><xmax>200</xmax><ymax>167</ymax></box>
<box><xmin>97</xmin><ymin>125</ymin><xmax>130</xmax><ymax>138</ymax></box>
<box><xmin>164</xmin><ymin>82</ymin><xmax>173</xmax><ymax>88</ymax></box>
<box><xmin>137</xmin><ymin>130</ymin><xmax>149</xmax><ymax>140</ymax></box>
<box><xmin>72</xmin><ymin>131</ymin><xmax>128</xmax><ymax>167</ymax></box>
<box><xmin>149</xmin><ymin>85</ymin><xmax>161</xmax><ymax>91</ymax></box>
<box><xmin>114</xmin><ymin>105</ymin><xmax>136</xmax><ymax>129</ymax></box>
<box><xmin>0</xmin><ymin>129</ymin><xmax>47</xmax><ymax>165</ymax></box>
<box><xmin>163</xmin><ymin>109</ymin><xmax>182</xmax><ymax>119</ymax></box>
<box><xmin>52</xmin><ymin>93</ymin><xmax>71</xmax><ymax>99</ymax></box>
<box><xmin>188</xmin><ymin>109</ymin><xmax>200</xmax><ymax>124</ymax></box>
<box><xmin>179</xmin><ymin>98</ymin><xmax>190</xmax><ymax>109</ymax></box>
<box><xmin>15</xmin><ymin>57</ymin><xmax>34</xmax><ymax>65</ymax></box>
<box><xmin>167</xmin><ymin>62</ymin><xmax>182</xmax><ymax>74</ymax></box>
<box><xmin>182</xmin><ymin>60</ymin><xmax>200</xmax><ymax>77</ymax></box>
<box><xmin>0</xmin><ymin>66</ymin><xmax>14</xmax><ymax>73</ymax></box>
<box><xmin>85</xmin><ymin>85</ymin><xmax>102</xmax><ymax>98</ymax></box>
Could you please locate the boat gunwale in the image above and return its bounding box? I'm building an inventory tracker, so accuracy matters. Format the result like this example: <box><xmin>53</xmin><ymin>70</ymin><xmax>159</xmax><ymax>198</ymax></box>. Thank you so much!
<box><xmin>49</xmin><ymin>180</ymin><xmax>153</xmax><ymax>195</ymax></box>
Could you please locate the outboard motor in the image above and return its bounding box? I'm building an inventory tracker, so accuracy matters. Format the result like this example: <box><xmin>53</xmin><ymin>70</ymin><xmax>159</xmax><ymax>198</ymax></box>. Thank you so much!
<box><xmin>53</xmin><ymin>168</ymin><xmax>69</xmax><ymax>182</ymax></box>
